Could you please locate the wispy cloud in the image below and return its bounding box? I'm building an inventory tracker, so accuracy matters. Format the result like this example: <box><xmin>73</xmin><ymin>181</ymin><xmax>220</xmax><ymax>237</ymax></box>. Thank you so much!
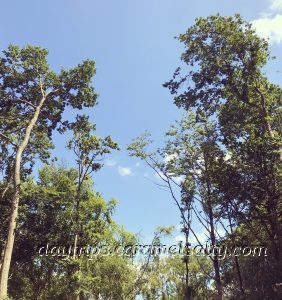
<box><xmin>252</xmin><ymin>0</ymin><xmax>282</xmax><ymax>44</ymax></box>
<box><xmin>270</xmin><ymin>0</ymin><xmax>282</xmax><ymax>11</ymax></box>
<box><xmin>118</xmin><ymin>166</ymin><xmax>133</xmax><ymax>177</ymax></box>
<box><xmin>105</xmin><ymin>159</ymin><xmax>117</xmax><ymax>167</ymax></box>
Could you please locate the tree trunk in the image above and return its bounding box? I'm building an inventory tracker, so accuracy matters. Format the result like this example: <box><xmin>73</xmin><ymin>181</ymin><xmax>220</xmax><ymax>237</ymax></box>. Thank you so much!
<box><xmin>204</xmin><ymin>151</ymin><xmax>223</xmax><ymax>300</ymax></box>
<box><xmin>227</xmin><ymin>212</ymin><xmax>245</xmax><ymax>299</ymax></box>
<box><xmin>207</xmin><ymin>196</ymin><xmax>223</xmax><ymax>300</ymax></box>
<box><xmin>0</xmin><ymin>92</ymin><xmax>46</xmax><ymax>299</ymax></box>
<box><xmin>184</xmin><ymin>228</ymin><xmax>190</xmax><ymax>300</ymax></box>
<box><xmin>210</xmin><ymin>218</ymin><xmax>223</xmax><ymax>300</ymax></box>
<box><xmin>0</xmin><ymin>182</ymin><xmax>9</xmax><ymax>272</ymax></box>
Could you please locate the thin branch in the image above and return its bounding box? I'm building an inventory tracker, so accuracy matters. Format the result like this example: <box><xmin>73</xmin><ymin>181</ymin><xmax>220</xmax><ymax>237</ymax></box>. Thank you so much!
<box><xmin>0</xmin><ymin>132</ymin><xmax>18</xmax><ymax>148</ymax></box>
<box><xmin>192</xmin><ymin>206</ymin><xmax>211</xmax><ymax>233</ymax></box>
<box><xmin>16</xmin><ymin>99</ymin><xmax>36</xmax><ymax>110</ymax></box>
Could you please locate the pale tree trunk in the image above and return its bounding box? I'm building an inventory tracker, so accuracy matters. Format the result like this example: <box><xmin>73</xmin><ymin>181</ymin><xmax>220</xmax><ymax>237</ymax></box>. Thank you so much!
<box><xmin>0</xmin><ymin>89</ymin><xmax>47</xmax><ymax>300</ymax></box>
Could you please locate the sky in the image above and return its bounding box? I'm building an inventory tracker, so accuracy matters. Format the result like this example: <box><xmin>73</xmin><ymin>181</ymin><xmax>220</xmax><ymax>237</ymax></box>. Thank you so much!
<box><xmin>1</xmin><ymin>0</ymin><xmax>281</xmax><ymax>243</ymax></box>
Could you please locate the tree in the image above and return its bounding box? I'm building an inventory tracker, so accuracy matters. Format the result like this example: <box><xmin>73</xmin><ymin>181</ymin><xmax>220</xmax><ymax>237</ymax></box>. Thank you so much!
<box><xmin>128</xmin><ymin>114</ymin><xmax>226</xmax><ymax>300</ymax></box>
<box><xmin>0</xmin><ymin>44</ymin><xmax>97</xmax><ymax>299</ymax></box>
<box><xmin>2</xmin><ymin>164</ymin><xmax>137</xmax><ymax>299</ymax></box>
<box><xmin>162</xmin><ymin>14</ymin><xmax>281</xmax><ymax>299</ymax></box>
<box><xmin>130</xmin><ymin>14</ymin><xmax>281</xmax><ymax>299</ymax></box>
<box><xmin>133</xmin><ymin>233</ymin><xmax>214</xmax><ymax>300</ymax></box>
<box><xmin>67</xmin><ymin>114</ymin><xmax>118</xmax><ymax>251</ymax></box>
<box><xmin>66</xmin><ymin>114</ymin><xmax>119</xmax><ymax>299</ymax></box>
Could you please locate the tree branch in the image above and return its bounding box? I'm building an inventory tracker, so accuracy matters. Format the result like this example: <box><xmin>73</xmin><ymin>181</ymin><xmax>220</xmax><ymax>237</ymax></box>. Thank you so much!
<box><xmin>0</xmin><ymin>132</ymin><xmax>18</xmax><ymax>148</ymax></box>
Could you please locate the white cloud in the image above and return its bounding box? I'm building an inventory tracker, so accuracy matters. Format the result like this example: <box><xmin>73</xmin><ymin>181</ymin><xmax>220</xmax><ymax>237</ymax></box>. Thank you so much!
<box><xmin>252</xmin><ymin>14</ymin><xmax>282</xmax><ymax>44</ymax></box>
<box><xmin>135</xmin><ymin>162</ymin><xmax>140</xmax><ymax>167</ymax></box>
<box><xmin>270</xmin><ymin>0</ymin><xmax>282</xmax><ymax>11</ymax></box>
<box><xmin>251</xmin><ymin>0</ymin><xmax>282</xmax><ymax>44</ymax></box>
<box><xmin>105</xmin><ymin>159</ymin><xmax>117</xmax><ymax>167</ymax></box>
<box><xmin>118</xmin><ymin>166</ymin><xmax>133</xmax><ymax>177</ymax></box>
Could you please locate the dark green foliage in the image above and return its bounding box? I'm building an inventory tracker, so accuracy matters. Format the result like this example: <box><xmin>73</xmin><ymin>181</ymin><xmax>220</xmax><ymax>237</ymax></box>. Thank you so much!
<box><xmin>0</xmin><ymin>44</ymin><xmax>97</xmax><ymax>179</ymax></box>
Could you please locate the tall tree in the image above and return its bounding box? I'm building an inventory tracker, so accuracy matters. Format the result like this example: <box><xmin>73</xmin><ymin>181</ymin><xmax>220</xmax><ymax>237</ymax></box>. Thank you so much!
<box><xmin>163</xmin><ymin>14</ymin><xmax>281</xmax><ymax>299</ymax></box>
<box><xmin>0</xmin><ymin>45</ymin><xmax>97</xmax><ymax>299</ymax></box>
<box><xmin>66</xmin><ymin>114</ymin><xmax>119</xmax><ymax>299</ymax></box>
<box><xmin>128</xmin><ymin>114</ymin><xmax>226</xmax><ymax>300</ymax></box>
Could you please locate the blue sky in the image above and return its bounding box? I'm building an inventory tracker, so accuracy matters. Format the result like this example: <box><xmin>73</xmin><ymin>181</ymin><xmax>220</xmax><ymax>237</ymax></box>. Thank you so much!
<box><xmin>1</xmin><ymin>0</ymin><xmax>282</xmax><ymax>243</ymax></box>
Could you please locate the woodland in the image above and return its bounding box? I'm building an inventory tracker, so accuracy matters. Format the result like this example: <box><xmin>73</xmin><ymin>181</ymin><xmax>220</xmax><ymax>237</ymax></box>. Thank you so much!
<box><xmin>0</xmin><ymin>14</ymin><xmax>281</xmax><ymax>300</ymax></box>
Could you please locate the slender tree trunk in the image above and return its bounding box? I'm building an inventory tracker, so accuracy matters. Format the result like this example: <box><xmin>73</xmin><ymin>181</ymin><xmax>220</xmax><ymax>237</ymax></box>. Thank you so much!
<box><xmin>234</xmin><ymin>256</ymin><xmax>245</xmax><ymax>298</ymax></box>
<box><xmin>204</xmin><ymin>151</ymin><xmax>223</xmax><ymax>300</ymax></box>
<box><xmin>228</xmin><ymin>213</ymin><xmax>245</xmax><ymax>299</ymax></box>
<box><xmin>0</xmin><ymin>92</ymin><xmax>46</xmax><ymax>299</ymax></box>
<box><xmin>209</xmin><ymin>217</ymin><xmax>223</xmax><ymax>300</ymax></box>
<box><xmin>184</xmin><ymin>227</ymin><xmax>190</xmax><ymax>300</ymax></box>
<box><xmin>73</xmin><ymin>234</ymin><xmax>79</xmax><ymax>258</ymax></box>
<box><xmin>73</xmin><ymin>183</ymin><xmax>82</xmax><ymax>299</ymax></box>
